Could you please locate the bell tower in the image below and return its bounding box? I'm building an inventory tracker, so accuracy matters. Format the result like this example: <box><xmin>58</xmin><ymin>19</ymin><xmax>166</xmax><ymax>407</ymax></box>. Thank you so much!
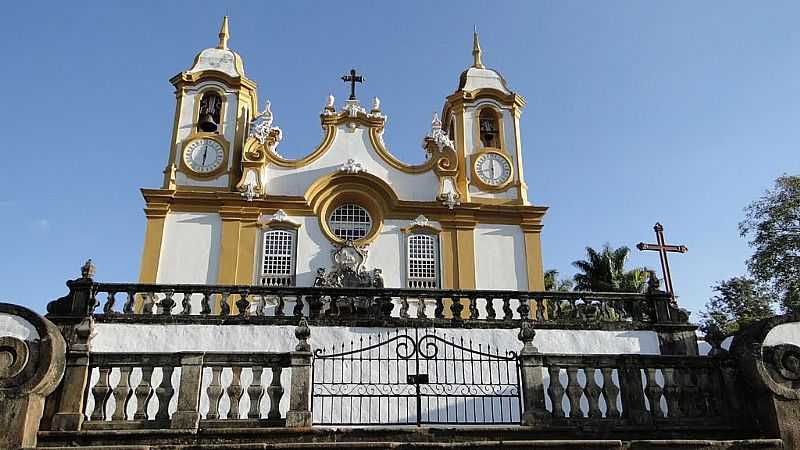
<box><xmin>162</xmin><ymin>17</ymin><xmax>258</xmax><ymax>191</ymax></box>
<box><xmin>442</xmin><ymin>31</ymin><xmax>528</xmax><ymax>205</ymax></box>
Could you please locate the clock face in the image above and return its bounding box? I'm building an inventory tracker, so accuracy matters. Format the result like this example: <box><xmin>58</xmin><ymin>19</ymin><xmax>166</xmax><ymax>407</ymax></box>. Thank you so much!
<box><xmin>183</xmin><ymin>138</ymin><xmax>225</xmax><ymax>174</ymax></box>
<box><xmin>474</xmin><ymin>152</ymin><xmax>512</xmax><ymax>187</ymax></box>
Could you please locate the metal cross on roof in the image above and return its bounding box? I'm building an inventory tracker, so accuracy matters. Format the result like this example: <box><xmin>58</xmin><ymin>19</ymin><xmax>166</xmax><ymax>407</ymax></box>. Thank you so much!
<box><xmin>636</xmin><ymin>222</ymin><xmax>688</xmax><ymax>301</ymax></box>
<box><xmin>341</xmin><ymin>68</ymin><xmax>364</xmax><ymax>100</ymax></box>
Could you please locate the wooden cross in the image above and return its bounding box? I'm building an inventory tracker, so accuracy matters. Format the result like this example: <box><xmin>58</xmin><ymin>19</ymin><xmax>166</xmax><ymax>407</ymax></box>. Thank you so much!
<box><xmin>636</xmin><ymin>222</ymin><xmax>688</xmax><ymax>300</ymax></box>
<box><xmin>341</xmin><ymin>68</ymin><xmax>364</xmax><ymax>100</ymax></box>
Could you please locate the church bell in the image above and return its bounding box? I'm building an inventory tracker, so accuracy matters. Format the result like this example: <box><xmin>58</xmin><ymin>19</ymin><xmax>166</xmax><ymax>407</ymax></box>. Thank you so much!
<box><xmin>199</xmin><ymin>113</ymin><xmax>218</xmax><ymax>132</ymax></box>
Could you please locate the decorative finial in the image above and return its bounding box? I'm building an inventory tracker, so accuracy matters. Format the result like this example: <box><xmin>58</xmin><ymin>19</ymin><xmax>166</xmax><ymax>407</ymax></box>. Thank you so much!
<box><xmin>263</xmin><ymin>99</ymin><xmax>272</xmax><ymax>116</ymax></box>
<box><xmin>326</xmin><ymin>93</ymin><xmax>335</xmax><ymax>109</ymax></box>
<box><xmin>80</xmin><ymin>259</ymin><xmax>96</xmax><ymax>279</ymax></box>
<box><xmin>472</xmin><ymin>27</ymin><xmax>484</xmax><ymax>69</ymax></box>
<box><xmin>372</xmin><ymin>96</ymin><xmax>381</xmax><ymax>111</ymax></box>
<box><xmin>217</xmin><ymin>16</ymin><xmax>230</xmax><ymax>50</ymax></box>
<box><xmin>432</xmin><ymin>112</ymin><xmax>442</xmax><ymax>129</ymax></box>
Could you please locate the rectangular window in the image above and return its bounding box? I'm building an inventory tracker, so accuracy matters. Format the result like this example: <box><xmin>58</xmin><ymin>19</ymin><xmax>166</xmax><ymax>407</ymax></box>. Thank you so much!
<box><xmin>260</xmin><ymin>229</ymin><xmax>296</xmax><ymax>287</ymax></box>
<box><xmin>406</xmin><ymin>234</ymin><xmax>439</xmax><ymax>289</ymax></box>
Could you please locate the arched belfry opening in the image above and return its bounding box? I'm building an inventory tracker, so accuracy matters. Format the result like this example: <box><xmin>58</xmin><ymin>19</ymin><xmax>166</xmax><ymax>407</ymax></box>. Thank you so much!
<box><xmin>197</xmin><ymin>91</ymin><xmax>223</xmax><ymax>133</ymax></box>
<box><xmin>478</xmin><ymin>108</ymin><xmax>500</xmax><ymax>148</ymax></box>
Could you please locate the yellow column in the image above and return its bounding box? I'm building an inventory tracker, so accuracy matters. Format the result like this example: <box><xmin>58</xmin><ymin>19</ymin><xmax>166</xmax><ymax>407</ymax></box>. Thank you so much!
<box><xmin>521</xmin><ymin>222</ymin><xmax>545</xmax><ymax>291</ymax></box>
<box><xmin>217</xmin><ymin>207</ymin><xmax>244</xmax><ymax>285</ymax></box>
<box><xmin>440</xmin><ymin>216</ymin><xmax>476</xmax><ymax>319</ymax></box>
<box><xmin>235</xmin><ymin>210</ymin><xmax>260</xmax><ymax>284</ymax></box>
<box><xmin>138</xmin><ymin>203</ymin><xmax>169</xmax><ymax>283</ymax></box>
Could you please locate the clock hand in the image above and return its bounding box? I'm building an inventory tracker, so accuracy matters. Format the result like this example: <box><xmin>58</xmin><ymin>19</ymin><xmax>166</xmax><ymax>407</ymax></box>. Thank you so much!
<box><xmin>201</xmin><ymin>144</ymin><xmax>208</xmax><ymax>166</ymax></box>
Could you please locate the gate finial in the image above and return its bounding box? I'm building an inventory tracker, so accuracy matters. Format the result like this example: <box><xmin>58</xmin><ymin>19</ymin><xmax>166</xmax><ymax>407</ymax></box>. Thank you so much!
<box><xmin>295</xmin><ymin>318</ymin><xmax>311</xmax><ymax>352</ymax></box>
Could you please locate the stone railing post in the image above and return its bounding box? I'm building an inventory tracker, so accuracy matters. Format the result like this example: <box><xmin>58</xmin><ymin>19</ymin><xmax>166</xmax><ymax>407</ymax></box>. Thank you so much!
<box><xmin>517</xmin><ymin>322</ymin><xmax>549</xmax><ymax>426</ymax></box>
<box><xmin>618</xmin><ymin>355</ymin><xmax>650</xmax><ymax>425</ymax></box>
<box><xmin>170</xmin><ymin>353</ymin><xmax>205</xmax><ymax>430</ymax></box>
<box><xmin>48</xmin><ymin>260</ymin><xmax>97</xmax><ymax>432</ymax></box>
<box><xmin>649</xmin><ymin>291</ymin><xmax>699</xmax><ymax>356</ymax></box>
<box><xmin>286</xmin><ymin>319</ymin><xmax>313</xmax><ymax>427</ymax></box>
<box><xmin>0</xmin><ymin>303</ymin><xmax>66</xmax><ymax>449</ymax></box>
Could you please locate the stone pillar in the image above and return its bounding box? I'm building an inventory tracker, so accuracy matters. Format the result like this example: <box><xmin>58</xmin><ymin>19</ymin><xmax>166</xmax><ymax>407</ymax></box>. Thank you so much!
<box><xmin>46</xmin><ymin>261</ymin><xmax>97</xmax><ymax>432</ymax></box>
<box><xmin>650</xmin><ymin>292</ymin><xmax>699</xmax><ymax>355</ymax></box>
<box><xmin>618</xmin><ymin>355</ymin><xmax>650</xmax><ymax>425</ymax></box>
<box><xmin>286</xmin><ymin>319</ymin><xmax>313</xmax><ymax>427</ymax></box>
<box><xmin>517</xmin><ymin>322</ymin><xmax>549</xmax><ymax>426</ymax></box>
<box><xmin>0</xmin><ymin>303</ymin><xmax>66</xmax><ymax>449</ymax></box>
<box><xmin>171</xmin><ymin>353</ymin><xmax>205</xmax><ymax>430</ymax></box>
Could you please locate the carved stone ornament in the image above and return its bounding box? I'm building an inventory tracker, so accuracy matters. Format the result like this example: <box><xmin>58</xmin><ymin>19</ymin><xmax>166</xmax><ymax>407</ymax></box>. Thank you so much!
<box><xmin>424</xmin><ymin>113</ymin><xmax>455</xmax><ymax>153</ymax></box>
<box><xmin>759</xmin><ymin>343</ymin><xmax>800</xmax><ymax>400</ymax></box>
<box><xmin>342</xmin><ymin>99</ymin><xmax>366</xmax><ymax>118</ymax></box>
<box><xmin>313</xmin><ymin>241</ymin><xmax>380</xmax><ymax>288</ymax></box>
<box><xmin>441</xmin><ymin>191</ymin><xmax>460</xmax><ymax>210</ymax></box>
<box><xmin>240</xmin><ymin>182</ymin><xmax>258</xmax><ymax>201</ymax></box>
<box><xmin>339</xmin><ymin>158</ymin><xmax>366</xmax><ymax>174</ymax></box>
<box><xmin>323</xmin><ymin>94</ymin><xmax>336</xmax><ymax>115</ymax></box>
<box><xmin>249</xmin><ymin>100</ymin><xmax>283</xmax><ymax>153</ymax></box>
<box><xmin>410</xmin><ymin>215</ymin><xmax>430</xmax><ymax>228</ymax></box>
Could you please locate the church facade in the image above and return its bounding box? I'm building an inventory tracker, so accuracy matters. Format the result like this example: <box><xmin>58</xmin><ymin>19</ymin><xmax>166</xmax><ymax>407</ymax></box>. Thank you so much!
<box><xmin>138</xmin><ymin>17</ymin><xmax>547</xmax><ymax>293</ymax></box>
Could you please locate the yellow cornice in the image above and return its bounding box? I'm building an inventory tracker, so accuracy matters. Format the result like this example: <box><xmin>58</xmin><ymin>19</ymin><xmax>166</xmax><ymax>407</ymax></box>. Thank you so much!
<box><xmin>170</xmin><ymin>71</ymin><xmax>257</xmax><ymax>92</ymax></box>
<box><xmin>443</xmin><ymin>89</ymin><xmax>526</xmax><ymax>115</ymax></box>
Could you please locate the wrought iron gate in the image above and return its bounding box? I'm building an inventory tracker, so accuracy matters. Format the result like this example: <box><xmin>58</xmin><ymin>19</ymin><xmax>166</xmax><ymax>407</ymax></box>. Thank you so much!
<box><xmin>311</xmin><ymin>328</ymin><xmax>521</xmax><ymax>425</ymax></box>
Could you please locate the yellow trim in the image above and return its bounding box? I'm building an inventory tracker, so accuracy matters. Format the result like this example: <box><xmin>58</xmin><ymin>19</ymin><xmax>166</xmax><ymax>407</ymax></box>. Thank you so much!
<box><xmin>137</xmin><ymin>204</ymin><xmax>169</xmax><ymax>283</ymax></box>
<box><xmin>521</xmin><ymin>221</ymin><xmax>545</xmax><ymax>291</ymax></box>
<box><xmin>368</xmin><ymin>128</ymin><xmax>436</xmax><ymax>174</ymax></box>
<box><xmin>470</xmin><ymin>149</ymin><xmax>514</xmax><ymax>192</ymax></box>
<box><xmin>163</xmin><ymin>89</ymin><xmax>185</xmax><ymax>189</ymax></box>
<box><xmin>179</xmin><ymin>134</ymin><xmax>230</xmax><ymax>179</ymax></box>
<box><xmin>236</xmin><ymin>218</ymin><xmax>259</xmax><ymax>284</ymax></box>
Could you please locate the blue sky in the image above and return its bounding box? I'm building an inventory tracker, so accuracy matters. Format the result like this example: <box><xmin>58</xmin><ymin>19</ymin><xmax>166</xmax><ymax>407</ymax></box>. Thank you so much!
<box><xmin>1</xmin><ymin>1</ymin><xmax>798</xmax><ymax>317</ymax></box>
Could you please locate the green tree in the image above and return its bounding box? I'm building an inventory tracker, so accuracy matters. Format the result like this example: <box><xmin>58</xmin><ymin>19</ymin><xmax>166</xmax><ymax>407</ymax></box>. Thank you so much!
<box><xmin>544</xmin><ymin>269</ymin><xmax>574</xmax><ymax>292</ymax></box>
<box><xmin>572</xmin><ymin>245</ymin><xmax>649</xmax><ymax>293</ymax></box>
<box><xmin>739</xmin><ymin>175</ymin><xmax>800</xmax><ymax>312</ymax></box>
<box><xmin>699</xmin><ymin>277</ymin><xmax>775</xmax><ymax>335</ymax></box>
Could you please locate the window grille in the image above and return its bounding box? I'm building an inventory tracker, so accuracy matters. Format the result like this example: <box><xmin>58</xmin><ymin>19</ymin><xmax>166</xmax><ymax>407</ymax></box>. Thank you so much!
<box><xmin>328</xmin><ymin>203</ymin><xmax>372</xmax><ymax>241</ymax></box>
<box><xmin>407</xmin><ymin>234</ymin><xmax>439</xmax><ymax>289</ymax></box>
<box><xmin>259</xmin><ymin>229</ymin><xmax>296</xmax><ymax>287</ymax></box>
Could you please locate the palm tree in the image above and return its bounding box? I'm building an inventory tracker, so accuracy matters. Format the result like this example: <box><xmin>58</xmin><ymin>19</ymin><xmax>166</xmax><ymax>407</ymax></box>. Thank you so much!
<box><xmin>572</xmin><ymin>245</ymin><xmax>649</xmax><ymax>293</ymax></box>
<box><xmin>544</xmin><ymin>269</ymin><xmax>574</xmax><ymax>292</ymax></box>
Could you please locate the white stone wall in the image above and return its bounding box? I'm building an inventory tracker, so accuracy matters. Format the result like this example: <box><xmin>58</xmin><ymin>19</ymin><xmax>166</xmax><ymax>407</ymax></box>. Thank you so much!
<box><xmin>157</xmin><ymin>212</ymin><xmax>221</xmax><ymax>283</ymax></box>
<box><xmin>764</xmin><ymin>322</ymin><xmax>800</xmax><ymax>347</ymax></box>
<box><xmin>473</xmin><ymin>224</ymin><xmax>527</xmax><ymax>290</ymax></box>
<box><xmin>264</xmin><ymin>123</ymin><xmax>439</xmax><ymax>202</ymax></box>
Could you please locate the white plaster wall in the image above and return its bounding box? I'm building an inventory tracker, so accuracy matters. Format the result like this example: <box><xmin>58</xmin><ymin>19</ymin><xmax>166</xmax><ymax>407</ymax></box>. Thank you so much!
<box><xmin>764</xmin><ymin>322</ymin><xmax>800</xmax><ymax>347</ymax></box>
<box><xmin>473</xmin><ymin>224</ymin><xmax>527</xmax><ymax>290</ymax></box>
<box><xmin>0</xmin><ymin>313</ymin><xmax>39</xmax><ymax>340</ymax></box>
<box><xmin>265</xmin><ymin>123</ymin><xmax>439</xmax><ymax>201</ymax></box>
<box><xmin>91</xmin><ymin>324</ymin><xmax>661</xmax><ymax>355</ymax></box>
<box><xmin>294</xmin><ymin>215</ymin><xmax>329</xmax><ymax>287</ymax></box>
<box><xmin>157</xmin><ymin>212</ymin><xmax>221</xmax><ymax>284</ymax></box>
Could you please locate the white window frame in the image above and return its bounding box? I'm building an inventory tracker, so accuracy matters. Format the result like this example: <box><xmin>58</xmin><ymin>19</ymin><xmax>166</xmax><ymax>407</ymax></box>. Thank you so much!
<box><xmin>405</xmin><ymin>233</ymin><xmax>440</xmax><ymax>289</ymax></box>
<box><xmin>258</xmin><ymin>228</ymin><xmax>297</xmax><ymax>287</ymax></box>
<box><xmin>328</xmin><ymin>203</ymin><xmax>372</xmax><ymax>241</ymax></box>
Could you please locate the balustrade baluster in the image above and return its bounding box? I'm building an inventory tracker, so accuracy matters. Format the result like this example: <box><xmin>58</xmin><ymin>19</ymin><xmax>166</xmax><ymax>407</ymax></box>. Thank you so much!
<box><xmin>293</xmin><ymin>296</ymin><xmax>305</xmax><ymax>317</ymax></box>
<box><xmin>434</xmin><ymin>297</ymin><xmax>444</xmax><ymax>319</ymax></box>
<box><xmin>159</xmin><ymin>291</ymin><xmax>175</xmax><ymax>315</ymax></box>
<box><xmin>112</xmin><ymin>367</ymin><xmax>133</xmax><ymax>420</ymax></box>
<box><xmin>181</xmin><ymin>292</ymin><xmax>192</xmax><ymax>315</ymax></box>
<box><xmin>644</xmin><ymin>368</ymin><xmax>664</xmax><ymax>418</ymax></box>
<box><xmin>661</xmin><ymin>368</ymin><xmax>682</xmax><ymax>418</ymax></box>
<box><xmin>486</xmin><ymin>297</ymin><xmax>496</xmax><ymax>320</ymax></box>
<box><xmin>681</xmin><ymin>368</ymin><xmax>700</xmax><ymax>417</ymax></box>
<box><xmin>276</xmin><ymin>294</ymin><xmax>286</xmax><ymax>317</ymax></box>
<box><xmin>206</xmin><ymin>367</ymin><xmax>224</xmax><ymax>419</ymax></box>
<box><xmin>90</xmin><ymin>367</ymin><xmax>112</xmax><ymax>420</ymax></box>
<box><xmin>267</xmin><ymin>366</ymin><xmax>284</xmax><ymax>420</ymax></box>
<box><xmin>248</xmin><ymin>366</ymin><xmax>265</xmax><ymax>419</ymax></box>
<box><xmin>450</xmin><ymin>296</ymin><xmax>464</xmax><ymax>321</ymax></box>
<box><xmin>565</xmin><ymin>367</ymin><xmax>583</xmax><ymax>418</ymax></box>
<box><xmin>236</xmin><ymin>291</ymin><xmax>251</xmax><ymax>317</ymax></box>
<box><xmin>399</xmin><ymin>296</ymin><xmax>410</xmax><ymax>319</ymax></box>
<box><xmin>123</xmin><ymin>290</ymin><xmax>135</xmax><ymax>314</ymax></box>
<box><xmin>600</xmin><ymin>367</ymin><xmax>620</xmax><ymax>418</ymax></box>
<box><xmin>417</xmin><ymin>297</ymin><xmax>428</xmax><ymax>319</ymax></box>
<box><xmin>226</xmin><ymin>367</ymin><xmax>244</xmax><ymax>419</ymax></box>
<box><xmin>142</xmin><ymin>293</ymin><xmax>155</xmax><ymax>314</ymax></box>
<box><xmin>155</xmin><ymin>366</ymin><xmax>175</xmax><ymax>421</ymax></box>
<box><xmin>535</xmin><ymin>298</ymin><xmax>545</xmax><ymax>322</ymax></box>
<box><xmin>547</xmin><ymin>366</ymin><xmax>565</xmax><ymax>418</ymax></box>
<box><xmin>583</xmin><ymin>368</ymin><xmax>602</xmax><ymax>418</ymax></box>
<box><xmin>502</xmin><ymin>296</ymin><xmax>513</xmax><ymax>321</ymax></box>
<box><xmin>517</xmin><ymin>295</ymin><xmax>531</xmax><ymax>320</ymax></box>
<box><xmin>220</xmin><ymin>292</ymin><xmax>231</xmax><ymax>316</ymax></box>
<box><xmin>468</xmin><ymin>295</ymin><xmax>478</xmax><ymax>320</ymax></box>
<box><xmin>200</xmin><ymin>292</ymin><xmax>212</xmax><ymax>315</ymax></box>
<box><xmin>695</xmin><ymin>367</ymin><xmax>713</xmax><ymax>416</ymax></box>
<box><xmin>103</xmin><ymin>292</ymin><xmax>116</xmax><ymax>315</ymax></box>
<box><xmin>134</xmin><ymin>366</ymin><xmax>155</xmax><ymax>420</ymax></box>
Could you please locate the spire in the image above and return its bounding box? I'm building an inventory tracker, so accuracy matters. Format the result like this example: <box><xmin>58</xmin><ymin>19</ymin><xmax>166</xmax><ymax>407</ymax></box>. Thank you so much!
<box><xmin>472</xmin><ymin>26</ymin><xmax>485</xmax><ymax>69</ymax></box>
<box><xmin>217</xmin><ymin>16</ymin><xmax>230</xmax><ymax>50</ymax></box>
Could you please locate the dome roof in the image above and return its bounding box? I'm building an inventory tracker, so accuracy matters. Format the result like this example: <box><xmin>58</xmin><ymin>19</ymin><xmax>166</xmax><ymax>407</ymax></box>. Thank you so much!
<box><xmin>456</xmin><ymin>31</ymin><xmax>511</xmax><ymax>94</ymax></box>
<box><xmin>186</xmin><ymin>17</ymin><xmax>246</xmax><ymax>78</ymax></box>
